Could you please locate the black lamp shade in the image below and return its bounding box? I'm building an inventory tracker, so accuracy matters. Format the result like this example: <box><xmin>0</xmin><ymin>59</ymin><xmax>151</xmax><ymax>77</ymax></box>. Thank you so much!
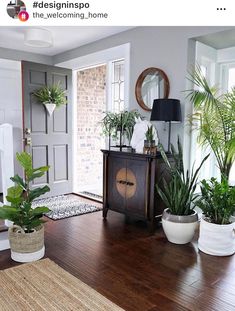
<box><xmin>150</xmin><ymin>98</ymin><xmax>182</xmax><ymax>122</ymax></box>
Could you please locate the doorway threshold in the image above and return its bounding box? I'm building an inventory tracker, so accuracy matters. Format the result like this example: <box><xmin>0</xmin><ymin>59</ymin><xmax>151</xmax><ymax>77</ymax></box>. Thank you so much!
<box><xmin>74</xmin><ymin>191</ymin><xmax>103</xmax><ymax>203</ymax></box>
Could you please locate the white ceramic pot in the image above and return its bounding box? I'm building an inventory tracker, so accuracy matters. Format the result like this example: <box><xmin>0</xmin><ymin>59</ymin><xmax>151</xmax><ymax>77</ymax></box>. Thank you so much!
<box><xmin>44</xmin><ymin>102</ymin><xmax>56</xmax><ymax>116</ymax></box>
<box><xmin>198</xmin><ymin>217</ymin><xmax>235</xmax><ymax>256</ymax></box>
<box><xmin>162</xmin><ymin>208</ymin><xmax>198</xmax><ymax>244</ymax></box>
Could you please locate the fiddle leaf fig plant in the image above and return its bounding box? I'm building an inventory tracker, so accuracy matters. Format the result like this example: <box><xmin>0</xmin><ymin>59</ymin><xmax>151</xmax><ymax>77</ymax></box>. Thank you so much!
<box><xmin>0</xmin><ymin>152</ymin><xmax>50</xmax><ymax>232</ymax></box>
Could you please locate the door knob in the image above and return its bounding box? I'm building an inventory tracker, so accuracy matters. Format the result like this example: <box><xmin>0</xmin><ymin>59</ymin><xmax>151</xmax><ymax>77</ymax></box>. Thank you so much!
<box><xmin>23</xmin><ymin>137</ymin><xmax>32</xmax><ymax>146</ymax></box>
<box><xmin>24</xmin><ymin>128</ymin><xmax>31</xmax><ymax>135</ymax></box>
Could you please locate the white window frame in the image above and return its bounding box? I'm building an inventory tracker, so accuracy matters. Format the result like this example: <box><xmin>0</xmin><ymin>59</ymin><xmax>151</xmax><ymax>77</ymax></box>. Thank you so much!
<box><xmin>56</xmin><ymin>43</ymin><xmax>130</xmax><ymax>193</ymax></box>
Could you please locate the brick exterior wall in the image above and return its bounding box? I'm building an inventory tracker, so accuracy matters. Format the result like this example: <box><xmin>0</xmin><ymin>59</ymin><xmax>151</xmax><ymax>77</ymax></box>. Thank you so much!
<box><xmin>76</xmin><ymin>65</ymin><xmax>106</xmax><ymax>195</ymax></box>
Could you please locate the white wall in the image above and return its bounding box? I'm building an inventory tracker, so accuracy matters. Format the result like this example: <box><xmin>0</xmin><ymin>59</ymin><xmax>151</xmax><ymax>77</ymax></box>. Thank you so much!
<box><xmin>0</xmin><ymin>51</ymin><xmax>53</xmax><ymax>192</ymax></box>
<box><xmin>54</xmin><ymin>26</ymin><xmax>233</xmax><ymax>152</ymax></box>
<box><xmin>0</xmin><ymin>59</ymin><xmax>23</xmax><ymax>191</ymax></box>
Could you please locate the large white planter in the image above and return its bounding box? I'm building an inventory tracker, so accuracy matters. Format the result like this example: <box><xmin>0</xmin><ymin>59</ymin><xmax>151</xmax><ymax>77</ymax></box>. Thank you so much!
<box><xmin>162</xmin><ymin>208</ymin><xmax>198</xmax><ymax>244</ymax></box>
<box><xmin>198</xmin><ymin>218</ymin><xmax>235</xmax><ymax>256</ymax></box>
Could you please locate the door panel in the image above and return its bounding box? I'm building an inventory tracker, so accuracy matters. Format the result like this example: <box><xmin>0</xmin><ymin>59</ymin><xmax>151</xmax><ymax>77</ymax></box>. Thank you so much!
<box><xmin>107</xmin><ymin>155</ymin><xmax>126</xmax><ymax>212</ymax></box>
<box><xmin>53</xmin><ymin>144</ymin><xmax>68</xmax><ymax>182</ymax></box>
<box><xmin>53</xmin><ymin>105</ymin><xmax>68</xmax><ymax>133</ymax></box>
<box><xmin>32</xmin><ymin>145</ymin><xmax>49</xmax><ymax>185</ymax></box>
<box><xmin>22</xmin><ymin>61</ymin><xmax>72</xmax><ymax>197</ymax></box>
<box><xmin>30</xmin><ymin>96</ymin><xmax>47</xmax><ymax>133</ymax></box>
<box><xmin>126</xmin><ymin>159</ymin><xmax>147</xmax><ymax>218</ymax></box>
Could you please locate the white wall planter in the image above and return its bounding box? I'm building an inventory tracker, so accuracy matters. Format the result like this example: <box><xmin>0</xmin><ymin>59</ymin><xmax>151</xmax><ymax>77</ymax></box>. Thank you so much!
<box><xmin>162</xmin><ymin>208</ymin><xmax>198</xmax><ymax>244</ymax></box>
<box><xmin>44</xmin><ymin>102</ymin><xmax>56</xmax><ymax>116</ymax></box>
<box><xmin>198</xmin><ymin>217</ymin><xmax>235</xmax><ymax>256</ymax></box>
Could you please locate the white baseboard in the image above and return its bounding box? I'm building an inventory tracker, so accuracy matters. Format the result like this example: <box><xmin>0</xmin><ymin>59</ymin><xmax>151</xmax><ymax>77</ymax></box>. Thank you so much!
<box><xmin>0</xmin><ymin>231</ymin><xmax>10</xmax><ymax>251</ymax></box>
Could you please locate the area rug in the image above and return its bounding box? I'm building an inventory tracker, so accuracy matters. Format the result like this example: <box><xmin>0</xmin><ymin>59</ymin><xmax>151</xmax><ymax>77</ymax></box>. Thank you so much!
<box><xmin>0</xmin><ymin>258</ymin><xmax>124</xmax><ymax>311</ymax></box>
<box><xmin>33</xmin><ymin>195</ymin><xmax>102</xmax><ymax>220</ymax></box>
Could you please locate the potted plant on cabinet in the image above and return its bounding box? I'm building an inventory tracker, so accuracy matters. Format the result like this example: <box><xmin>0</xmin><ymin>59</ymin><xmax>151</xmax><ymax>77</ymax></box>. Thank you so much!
<box><xmin>0</xmin><ymin>152</ymin><xmax>50</xmax><ymax>262</ymax></box>
<box><xmin>144</xmin><ymin>125</ymin><xmax>157</xmax><ymax>154</ymax></box>
<box><xmin>33</xmin><ymin>82</ymin><xmax>67</xmax><ymax>116</ymax></box>
<box><xmin>101</xmin><ymin>110</ymin><xmax>143</xmax><ymax>149</ymax></box>
<box><xmin>156</xmin><ymin>139</ymin><xmax>209</xmax><ymax>244</ymax></box>
<box><xmin>195</xmin><ymin>177</ymin><xmax>235</xmax><ymax>256</ymax></box>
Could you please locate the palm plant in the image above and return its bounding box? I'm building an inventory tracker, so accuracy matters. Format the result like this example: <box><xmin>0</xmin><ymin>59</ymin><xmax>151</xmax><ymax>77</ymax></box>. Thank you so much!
<box><xmin>187</xmin><ymin>66</ymin><xmax>235</xmax><ymax>180</ymax></box>
<box><xmin>156</xmin><ymin>138</ymin><xmax>209</xmax><ymax>215</ymax></box>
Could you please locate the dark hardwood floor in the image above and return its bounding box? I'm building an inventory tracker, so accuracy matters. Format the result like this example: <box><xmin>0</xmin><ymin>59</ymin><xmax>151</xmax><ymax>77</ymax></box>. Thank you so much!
<box><xmin>1</xmin><ymin>202</ymin><xmax>235</xmax><ymax>311</ymax></box>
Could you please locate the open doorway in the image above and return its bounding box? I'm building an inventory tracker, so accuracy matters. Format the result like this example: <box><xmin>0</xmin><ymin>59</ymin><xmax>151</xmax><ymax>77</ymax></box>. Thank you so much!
<box><xmin>75</xmin><ymin>64</ymin><xmax>106</xmax><ymax>199</ymax></box>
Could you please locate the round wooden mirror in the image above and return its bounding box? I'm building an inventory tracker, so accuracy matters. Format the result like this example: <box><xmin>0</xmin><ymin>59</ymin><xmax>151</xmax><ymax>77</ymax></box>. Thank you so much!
<box><xmin>135</xmin><ymin>67</ymin><xmax>170</xmax><ymax>111</ymax></box>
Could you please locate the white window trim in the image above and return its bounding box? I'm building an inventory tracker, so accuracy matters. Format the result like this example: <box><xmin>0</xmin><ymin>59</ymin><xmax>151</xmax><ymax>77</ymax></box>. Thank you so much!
<box><xmin>56</xmin><ymin>43</ymin><xmax>130</xmax><ymax>193</ymax></box>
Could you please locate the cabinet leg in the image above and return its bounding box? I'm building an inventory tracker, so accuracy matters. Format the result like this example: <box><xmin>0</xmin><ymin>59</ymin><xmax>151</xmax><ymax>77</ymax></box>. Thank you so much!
<box><xmin>103</xmin><ymin>208</ymin><xmax>108</xmax><ymax>219</ymax></box>
<box><xmin>147</xmin><ymin>220</ymin><xmax>156</xmax><ymax>234</ymax></box>
<box><xmin>125</xmin><ymin>215</ymin><xmax>131</xmax><ymax>224</ymax></box>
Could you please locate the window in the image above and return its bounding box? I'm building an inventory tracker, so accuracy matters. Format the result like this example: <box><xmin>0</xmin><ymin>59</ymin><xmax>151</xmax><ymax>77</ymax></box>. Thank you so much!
<box><xmin>190</xmin><ymin>63</ymin><xmax>220</xmax><ymax>185</ymax></box>
<box><xmin>110</xmin><ymin>59</ymin><xmax>125</xmax><ymax>113</ymax></box>
<box><xmin>224</xmin><ymin>64</ymin><xmax>235</xmax><ymax>185</ymax></box>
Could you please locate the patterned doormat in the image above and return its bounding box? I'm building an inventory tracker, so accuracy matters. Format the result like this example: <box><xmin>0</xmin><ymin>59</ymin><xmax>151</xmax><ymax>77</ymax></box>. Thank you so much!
<box><xmin>33</xmin><ymin>195</ymin><xmax>102</xmax><ymax>220</ymax></box>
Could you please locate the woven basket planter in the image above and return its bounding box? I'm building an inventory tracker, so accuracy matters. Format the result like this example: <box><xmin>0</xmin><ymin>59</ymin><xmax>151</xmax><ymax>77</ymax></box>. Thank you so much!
<box><xmin>8</xmin><ymin>225</ymin><xmax>45</xmax><ymax>262</ymax></box>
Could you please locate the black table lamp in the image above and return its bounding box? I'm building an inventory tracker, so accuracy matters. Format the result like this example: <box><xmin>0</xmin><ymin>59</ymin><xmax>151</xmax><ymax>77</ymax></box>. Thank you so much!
<box><xmin>150</xmin><ymin>98</ymin><xmax>182</xmax><ymax>152</ymax></box>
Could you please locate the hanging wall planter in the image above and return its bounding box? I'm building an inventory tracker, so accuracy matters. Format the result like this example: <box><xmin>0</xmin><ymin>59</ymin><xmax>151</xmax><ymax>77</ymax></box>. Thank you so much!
<box><xmin>33</xmin><ymin>83</ymin><xmax>67</xmax><ymax>115</ymax></box>
<box><xmin>44</xmin><ymin>102</ymin><xmax>56</xmax><ymax>116</ymax></box>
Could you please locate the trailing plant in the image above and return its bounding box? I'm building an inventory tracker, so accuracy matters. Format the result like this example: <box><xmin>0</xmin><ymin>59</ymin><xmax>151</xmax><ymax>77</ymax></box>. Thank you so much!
<box><xmin>101</xmin><ymin>110</ymin><xmax>143</xmax><ymax>143</ymax></box>
<box><xmin>194</xmin><ymin>177</ymin><xmax>235</xmax><ymax>225</ymax></box>
<box><xmin>145</xmin><ymin>125</ymin><xmax>154</xmax><ymax>141</ymax></box>
<box><xmin>0</xmin><ymin>152</ymin><xmax>50</xmax><ymax>232</ymax></box>
<box><xmin>186</xmin><ymin>65</ymin><xmax>235</xmax><ymax>180</ymax></box>
<box><xmin>156</xmin><ymin>138</ymin><xmax>209</xmax><ymax>215</ymax></box>
<box><xmin>33</xmin><ymin>83</ymin><xmax>67</xmax><ymax>107</ymax></box>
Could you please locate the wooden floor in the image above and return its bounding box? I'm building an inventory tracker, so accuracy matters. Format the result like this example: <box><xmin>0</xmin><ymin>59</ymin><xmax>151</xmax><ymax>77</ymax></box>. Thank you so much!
<box><xmin>1</xmin><ymin>201</ymin><xmax>235</xmax><ymax>311</ymax></box>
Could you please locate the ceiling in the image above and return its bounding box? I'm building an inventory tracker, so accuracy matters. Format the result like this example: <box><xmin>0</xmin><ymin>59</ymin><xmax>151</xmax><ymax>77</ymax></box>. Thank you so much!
<box><xmin>195</xmin><ymin>29</ymin><xmax>235</xmax><ymax>49</ymax></box>
<box><xmin>0</xmin><ymin>26</ymin><xmax>133</xmax><ymax>56</ymax></box>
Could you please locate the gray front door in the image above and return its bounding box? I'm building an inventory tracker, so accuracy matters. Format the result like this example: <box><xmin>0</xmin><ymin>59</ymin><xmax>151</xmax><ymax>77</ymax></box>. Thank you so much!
<box><xmin>22</xmin><ymin>61</ymin><xmax>73</xmax><ymax>197</ymax></box>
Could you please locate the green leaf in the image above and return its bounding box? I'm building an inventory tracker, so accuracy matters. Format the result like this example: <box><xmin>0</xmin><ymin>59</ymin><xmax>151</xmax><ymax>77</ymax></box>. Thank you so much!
<box><xmin>0</xmin><ymin>206</ymin><xmax>21</xmax><ymax>221</ymax></box>
<box><xmin>10</xmin><ymin>175</ymin><xmax>26</xmax><ymax>189</ymax></box>
<box><xmin>16</xmin><ymin>152</ymin><xmax>33</xmax><ymax>177</ymax></box>
<box><xmin>33</xmin><ymin>166</ymin><xmax>50</xmax><ymax>173</ymax></box>
<box><xmin>31</xmin><ymin>206</ymin><xmax>50</xmax><ymax>215</ymax></box>
<box><xmin>6</xmin><ymin>196</ymin><xmax>23</xmax><ymax>205</ymax></box>
<box><xmin>7</xmin><ymin>185</ymin><xmax>23</xmax><ymax>198</ymax></box>
<box><xmin>28</xmin><ymin>172</ymin><xmax>46</xmax><ymax>181</ymax></box>
<box><xmin>28</xmin><ymin>185</ymin><xmax>50</xmax><ymax>201</ymax></box>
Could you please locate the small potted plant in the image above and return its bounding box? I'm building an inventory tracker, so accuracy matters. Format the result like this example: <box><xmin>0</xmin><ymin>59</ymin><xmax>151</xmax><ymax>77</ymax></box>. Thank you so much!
<box><xmin>144</xmin><ymin>125</ymin><xmax>156</xmax><ymax>154</ymax></box>
<box><xmin>156</xmin><ymin>138</ymin><xmax>209</xmax><ymax>244</ymax></box>
<box><xmin>195</xmin><ymin>177</ymin><xmax>235</xmax><ymax>256</ymax></box>
<box><xmin>33</xmin><ymin>82</ymin><xmax>67</xmax><ymax>116</ymax></box>
<box><xmin>0</xmin><ymin>152</ymin><xmax>50</xmax><ymax>262</ymax></box>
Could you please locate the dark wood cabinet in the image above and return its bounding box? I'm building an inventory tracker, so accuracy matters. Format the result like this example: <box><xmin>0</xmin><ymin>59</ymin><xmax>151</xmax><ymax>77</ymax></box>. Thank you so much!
<box><xmin>102</xmin><ymin>150</ymin><xmax>171</xmax><ymax>232</ymax></box>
